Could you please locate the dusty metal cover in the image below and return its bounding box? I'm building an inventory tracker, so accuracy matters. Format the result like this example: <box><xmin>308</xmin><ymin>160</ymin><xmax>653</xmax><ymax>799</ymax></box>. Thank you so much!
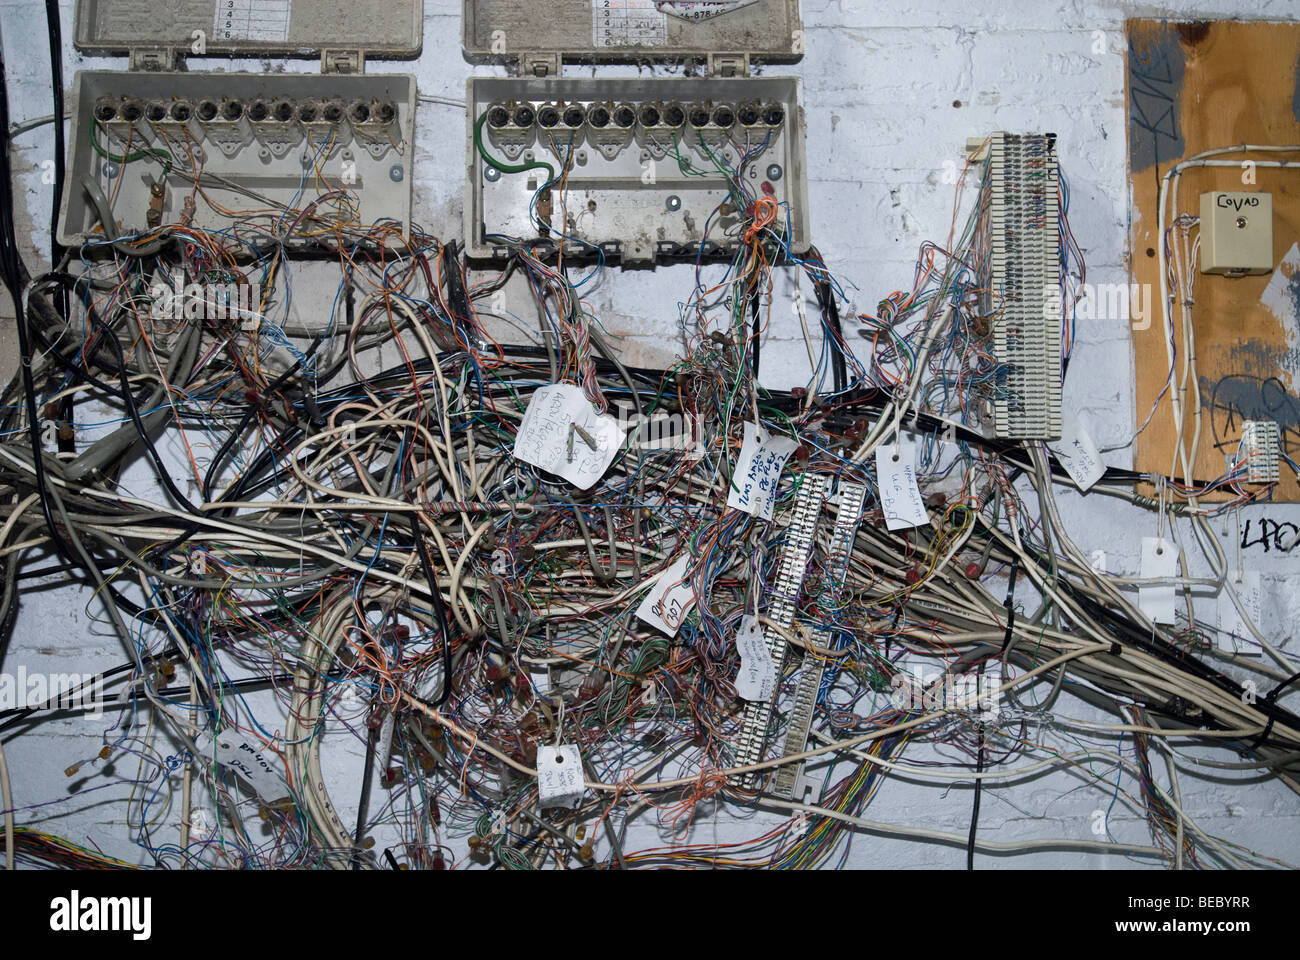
<box><xmin>74</xmin><ymin>0</ymin><xmax>422</xmax><ymax>58</ymax></box>
<box><xmin>463</xmin><ymin>0</ymin><xmax>803</xmax><ymax>64</ymax></box>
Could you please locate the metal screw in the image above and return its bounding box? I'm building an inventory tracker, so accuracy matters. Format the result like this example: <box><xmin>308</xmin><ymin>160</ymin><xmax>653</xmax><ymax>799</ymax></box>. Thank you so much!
<box><xmin>484</xmin><ymin>165</ymin><xmax>501</xmax><ymax>182</ymax></box>
<box><xmin>1236</xmin><ymin>216</ymin><xmax>1248</xmax><ymax>229</ymax></box>
<box><xmin>389</xmin><ymin>165</ymin><xmax>404</xmax><ymax>183</ymax></box>
<box><xmin>665</xmin><ymin>195</ymin><xmax>682</xmax><ymax>212</ymax></box>
<box><xmin>766</xmin><ymin>163</ymin><xmax>784</xmax><ymax>181</ymax></box>
<box><xmin>102</xmin><ymin>162</ymin><xmax>119</xmax><ymax>178</ymax></box>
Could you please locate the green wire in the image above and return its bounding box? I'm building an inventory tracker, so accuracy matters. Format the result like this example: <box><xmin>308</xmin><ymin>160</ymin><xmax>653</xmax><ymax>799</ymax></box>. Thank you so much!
<box><xmin>90</xmin><ymin>119</ymin><xmax>173</xmax><ymax>174</ymax></box>
<box><xmin>473</xmin><ymin>112</ymin><xmax>555</xmax><ymax>184</ymax></box>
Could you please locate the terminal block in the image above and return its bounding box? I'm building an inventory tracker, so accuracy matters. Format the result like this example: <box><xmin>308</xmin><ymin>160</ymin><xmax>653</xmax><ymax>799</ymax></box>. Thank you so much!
<box><xmin>467</xmin><ymin>76</ymin><xmax>809</xmax><ymax>266</ymax></box>
<box><xmin>1241</xmin><ymin>421</ymin><xmax>1281</xmax><ymax>485</ymax></box>
<box><xmin>61</xmin><ymin>73</ymin><xmax>415</xmax><ymax>246</ymax></box>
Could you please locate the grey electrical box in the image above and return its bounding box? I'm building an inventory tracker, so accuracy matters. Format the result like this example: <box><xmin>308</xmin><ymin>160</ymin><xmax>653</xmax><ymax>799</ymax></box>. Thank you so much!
<box><xmin>59</xmin><ymin>0</ymin><xmax>421</xmax><ymax>247</ymax></box>
<box><xmin>462</xmin><ymin>0</ymin><xmax>804</xmax><ymax>68</ymax></box>
<box><xmin>1199</xmin><ymin>191</ymin><xmax>1274</xmax><ymax>277</ymax></box>
<box><xmin>462</xmin><ymin>0</ymin><xmax>810</xmax><ymax>266</ymax></box>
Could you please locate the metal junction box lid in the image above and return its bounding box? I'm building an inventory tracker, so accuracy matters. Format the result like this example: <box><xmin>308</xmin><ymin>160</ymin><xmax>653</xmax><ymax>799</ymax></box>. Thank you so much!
<box><xmin>462</xmin><ymin>0</ymin><xmax>803</xmax><ymax>68</ymax></box>
<box><xmin>74</xmin><ymin>0</ymin><xmax>422</xmax><ymax>61</ymax></box>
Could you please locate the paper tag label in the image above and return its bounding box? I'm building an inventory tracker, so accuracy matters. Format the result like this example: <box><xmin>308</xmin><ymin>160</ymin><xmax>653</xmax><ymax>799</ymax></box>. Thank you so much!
<box><xmin>735</xmin><ymin>615</ymin><xmax>767</xmax><ymax>661</ymax></box>
<box><xmin>734</xmin><ymin>614</ymin><xmax>775</xmax><ymax>702</ymax></box>
<box><xmin>1049</xmin><ymin>415</ymin><xmax>1106</xmax><ymax>492</ymax></box>
<box><xmin>537</xmin><ymin>744</ymin><xmax>585</xmax><ymax>810</ymax></box>
<box><xmin>513</xmin><ymin>384</ymin><xmax>625</xmax><ymax>490</ymax></box>
<box><xmin>728</xmin><ymin>422</ymin><xmax>799</xmax><ymax>521</ymax></box>
<box><xmin>877</xmin><ymin>443</ymin><xmax>930</xmax><ymax>531</ymax></box>
<box><xmin>736</xmin><ymin>654</ymin><xmax>775</xmax><ymax>702</ymax></box>
<box><xmin>213</xmin><ymin>0</ymin><xmax>291</xmax><ymax>42</ymax></box>
<box><xmin>1217</xmin><ymin>571</ymin><xmax>1263</xmax><ymax>654</ymax></box>
<box><xmin>1139</xmin><ymin>538</ymin><xmax>1179</xmax><ymax>625</ymax></box>
<box><xmin>635</xmin><ymin>555</ymin><xmax>696</xmax><ymax>636</ymax></box>
<box><xmin>213</xmin><ymin>732</ymin><xmax>286</xmax><ymax>802</ymax></box>
<box><xmin>593</xmin><ymin>0</ymin><xmax>667</xmax><ymax>47</ymax></box>
<box><xmin>656</xmin><ymin>0</ymin><xmax>759</xmax><ymax>21</ymax></box>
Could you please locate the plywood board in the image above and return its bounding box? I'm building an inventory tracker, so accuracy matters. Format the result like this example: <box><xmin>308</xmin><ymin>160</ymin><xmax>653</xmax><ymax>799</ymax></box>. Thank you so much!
<box><xmin>1127</xmin><ymin>19</ymin><xmax>1300</xmax><ymax>501</ymax></box>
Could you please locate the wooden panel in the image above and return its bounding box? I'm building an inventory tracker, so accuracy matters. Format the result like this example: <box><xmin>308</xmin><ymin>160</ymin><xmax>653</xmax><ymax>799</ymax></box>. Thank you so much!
<box><xmin>1127</xmin><ymin>19</ymin><xmax>1300</xmax><ymax>501</ymax></box>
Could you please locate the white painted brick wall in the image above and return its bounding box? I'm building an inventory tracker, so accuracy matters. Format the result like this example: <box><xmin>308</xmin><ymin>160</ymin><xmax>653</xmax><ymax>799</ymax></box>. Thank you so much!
<box><xmin>2</xmin><ymin>0</ymin><xmax>1298</xmax><ymax>868</ymax></box>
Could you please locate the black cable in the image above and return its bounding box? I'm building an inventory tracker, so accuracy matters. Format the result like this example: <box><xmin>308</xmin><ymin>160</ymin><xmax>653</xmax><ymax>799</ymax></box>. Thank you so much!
<box><xmin>1053</xmin><ymin>571</ymin><xmax>1300</xmax><ymax>747</ymax></box>
<box><xmin>0</xmin><ymin>38</ymin><xmax>89</xmax><ymax>650</ymax></box>
<box><xmin>352</xmin><ymin>728</ymin><xmax>378</xmax><ymax>869</ymax></box>
<box><xmin>408</xmin><ymin>515</ymin><xmax>453</xmax><ymax>708</ymax></box>
<box><xmin>967</xmin><ymin>724</ymin><xmax>985</xmax><ymax>870</ymax></box>
<box><xmin>43</xmin><ymin>4</ymin><xmax>76</xmax><ymax>456</ymax></box>
<box><xmin>997</xmin><ymin>561</ymin><xmax>1020</xmax><ymax>656</ymax></box>
<box><xmin>813</xmin><ymin>275</ymin><xmax>847</xmax><ymax>394</ymax></box>
<box><xmin>85</xmin><ymin>311</ymin><xmax>200</xmax><ymax>514</ymax></box>
<box><xmin>41</xmin><ymin>1</ymin><xmax>64</xmax><ymax>264</ymax></box>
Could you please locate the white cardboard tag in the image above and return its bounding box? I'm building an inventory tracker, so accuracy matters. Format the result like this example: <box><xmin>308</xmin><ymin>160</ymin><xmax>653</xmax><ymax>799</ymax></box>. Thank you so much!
<box><xmin>728</xmin><ymin>422</ymin><xmax>799</xmax><ymax>521</ymax></box>
<box><xmin>1049</xmin><ymin>415</ymin><xmax>1106</xmax><ymax>492</ymax></box>
<box><xmin>537</xmin><ymin>744</ymin><xmax>585</xmax><ymax>810</ymax></box>
<box><xmin>213</xmin><ymin>732</ymin><xmax>287</xmax><ymax>802</ymax></box>
<box><xmin>513</xmin><ymin>384</ymin><xmax>625</xmax><ymax>490</ymax></box>
<box><xmin>734</xmin><ymin>614</ymin><xmax>775</xmax><ymax>702</ymax></box>
<box><xmin>635</xmin><ymin>555</ymin><xmax>696</xmax><ymax>636</ymax></box>
<box><xmin>877</xmin><ymin>443</ymin><xmax>930</xmax><ymax>531</ymax></box>
<box><xmin>1217</xmin><ymin>571</ymin><xmax>1263</xmax><ymax>654</ymax></box>
<box><xmin>1139</xmin><ymin>538</ymin><xmax>1179</xmax><ymax>625</ymax></box>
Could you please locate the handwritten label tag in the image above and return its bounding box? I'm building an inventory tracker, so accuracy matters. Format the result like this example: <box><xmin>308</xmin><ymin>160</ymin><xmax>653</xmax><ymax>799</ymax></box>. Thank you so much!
<box><xmin>1217</xmin><ymin>571</ymin><xmax>1263</xmax><ymax>654</ymax></box>
<box><xmin>513</xmin><ymin>384</ymin><xmax>625</xmax><ymax>491</ymax></box>
<box><xmin>592</xmin><ymin>0</ymin><xmax>667</xmax><ymax>47</ymax></box>
<box><xmin>877</xmin><ymin>443</ymin><xmax>930</xmax><ymax>531</ymax></box>
<box><xmin>213</xmin><ymin>732</ymin><xmax>286</xmax><ymax>802</ymax></box>
<box><xmin>635</xmin><ymin>555</ymin><xmax>696</xmax><ymax>636</ymax></box>
<box><xmin>734</xmin><ymin>614</ymin><xmax>776</xmax><ymax>702</ymax></box>
<box><xmin>656</xmin><ymin>0</ymin><xmax>760</xmax><ymax>22</ymax></box>
<box><xmin>1139</xmin><ymin>538</ymin><xmax>1179</xmax><ymax>625</ymax></box>
<box><xmin>728</xmin><ymin>422</ymin><xmax>799</xmax><ymax>521</ymax></box>
<box><xmin>1049</xmin><ymin>415</ymin><xmax>1106</xmax><ymax>492</ymax></box>
<box><xmin>537</xmin><ymin>744</ymin><xmax>585</xmax><ymax>810</ymax></box>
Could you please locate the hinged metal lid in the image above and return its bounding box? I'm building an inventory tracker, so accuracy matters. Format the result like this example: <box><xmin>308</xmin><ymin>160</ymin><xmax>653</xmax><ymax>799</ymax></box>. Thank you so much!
<box><xmin>463</xmin><ymin>0</ymin><xmax>803</xmax><ymax>73</ymax></box>
<box><xmin>74</xmin><ymin>0</ymin><xmax>421</xmax><ymax>65</ymax></box>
